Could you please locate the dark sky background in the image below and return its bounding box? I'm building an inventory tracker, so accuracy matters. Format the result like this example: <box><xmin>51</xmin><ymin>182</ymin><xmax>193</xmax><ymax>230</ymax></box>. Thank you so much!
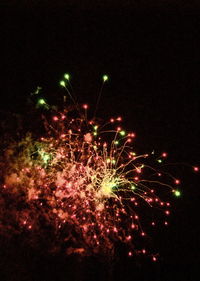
<box><xmin>1</xmin><ymin>1</ymin><xmax>200</xmax><ymax>281</ymax></box>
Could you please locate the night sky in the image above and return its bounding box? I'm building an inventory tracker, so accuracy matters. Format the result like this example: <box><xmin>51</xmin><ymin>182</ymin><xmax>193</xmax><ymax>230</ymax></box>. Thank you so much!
<box><xmin>1</xmin><ymin>1</ymin><xmax>200</xmax><ymax>281</ymax></box>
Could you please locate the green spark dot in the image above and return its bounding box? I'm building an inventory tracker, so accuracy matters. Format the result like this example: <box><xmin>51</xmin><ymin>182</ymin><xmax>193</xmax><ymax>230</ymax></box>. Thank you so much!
<box><xmin>157</xmin><ymin>159</ymin><xmax>162</xmax><ymax>163</ymax></box>
<box><xmin>103</xmin><ymin>75</ymin><xmax>109</xmax><ymax>82</ymax></box>
<box><xmin>64</xmin><ymin>73</ymin><xmax>70</xmax><ymax>80</ymax></box>
<box><xmin>60</xmin><ymin>80</ymin><xmax>66</xmax><ymax>87</ymax></box>
<box><xmin>174</xmin><ymin>190</ymin><xmax>181</xmax><ymax>197</ymax></box>
<box><xmin>94</xmin><ymin>125</ymin><xmax>98</xmax><ymax>131</ymax></box>
<box><xmin>93</xmin><ymin>132</ymin><xmax>97</xmax><ymax>136</ymax></box>
<box><xmin>38</xmin><ymin>98</ymin><xmax>46</xmax><ymax>105</ymax></box>
<box><xmin>131</xmin><ymin>185</ymin><xmax>136</xmax><ymax>190</ymax></box>
<box><xmin>112</xmin><ymin>159</ymin><xmax>116</xmax><ymax>164</ymax></box>
<box><xmin>120</xmin><ymin>130</ymin><xmax>126</xmax><ymax>136</ymax></box>
<box><xmin>114</xmin><ymin>141</ymin><xmax>119</xmax><ymax>145</ymax></box>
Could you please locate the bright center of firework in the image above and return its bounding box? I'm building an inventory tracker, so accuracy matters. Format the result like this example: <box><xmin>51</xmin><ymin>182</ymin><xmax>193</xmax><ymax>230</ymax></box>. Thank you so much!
<box><xmin>99</xmin><ymin>176</ymin><xmax>118</xmax><ymax>198</ymax></box>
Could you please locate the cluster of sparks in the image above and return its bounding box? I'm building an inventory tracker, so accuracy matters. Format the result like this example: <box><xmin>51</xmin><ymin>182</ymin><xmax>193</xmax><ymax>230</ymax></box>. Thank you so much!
<box><xmin>0</xmin><ymin>74</ymin><xmax>198</xmax><ymax>261</ymax></box>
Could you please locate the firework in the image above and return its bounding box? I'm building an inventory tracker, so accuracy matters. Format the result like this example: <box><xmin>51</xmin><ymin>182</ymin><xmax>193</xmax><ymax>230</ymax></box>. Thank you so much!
<box><xmin>0</xmin><ymin>74</ymin><xmax>196</xmax><ymax>261</ymax></box>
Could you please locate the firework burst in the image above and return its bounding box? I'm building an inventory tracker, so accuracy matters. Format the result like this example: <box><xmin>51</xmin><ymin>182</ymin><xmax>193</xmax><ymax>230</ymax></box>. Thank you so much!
<box><xmin>0</xmin><ymin>74</ymin><xmax>197</xmax><ymax>261</ymax></box>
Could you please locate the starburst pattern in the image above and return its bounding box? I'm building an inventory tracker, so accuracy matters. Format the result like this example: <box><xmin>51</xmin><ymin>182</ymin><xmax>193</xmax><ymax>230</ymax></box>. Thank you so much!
<box><xmin>1</xmin><ymin>75</ymin><xmax>196</xmax><ymax>261</ymax></box>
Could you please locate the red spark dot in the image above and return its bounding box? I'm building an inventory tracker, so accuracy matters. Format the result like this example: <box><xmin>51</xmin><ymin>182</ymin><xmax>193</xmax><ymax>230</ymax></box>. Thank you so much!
<box><xmin>83</xmin><ymin>104</ymin><xmax>88</xmax><ymax>109</ymax></box>
<box><xmin>128</xmin><ymin>251</ymin><xmax>133</xmax><ymax>257</ymax></box>
<box><xmin>113</xmin><ymin>227</ymin><xmax>118</xmax><ymax>233</ymax></box>
<box><xmin>131</xmin><ymin>224</ymin><xmax>135</xmax><ymax>229</ymax></box>
<box><xmin>194</xmin><ymin>166</ymin><xmax>199</xmax><ymax>172</ymax></box>
<box><xmin>164</xmin><ymin>221</ymin><xmax>168</xmax><ymax>226</ymax></box>
<box><xmin>53</xmin><ymin>116</ymin><xmax>58</xmax><ymax>121</ymax></box>
<box><xmin>117</xmin><ymin>116</ymin><xmax>122</xmax><ymax>121</ymax></box>
<box><xmin>175</xmin><ymin>179</ymin><xmax>180</xmax><ymax>185</ymax></box>
<box><xmin>152</xmin><ymin>256</ymin><xmax>157</xmax><ymax>262</ymax></box>
<box><xmin>158</xmin><ymin>173</ymin><xmax>162</xmax><ymax>177</ymax></box>
<box><xmin>142</xmin><ymin>249</ymin><xmax>146</xmax><ymax>254</ymax></box>
<box><xmin>117</xmin><ymin>127</ymin><xmax>121</xmax><ymax>131</ymax></box>
<box><xmin>141</xmin><ymin>232</ymin><xmax>145</xmax><ymax>236</ymax></box>
<box><xmin>165</xmin><ymin>210</ymin><xmax>170</xmax><ymax>215</ymax></box>
<box><xmin>110</xmin><ymin>118</ymin><xmax>114</xmax><ymax>123</ymax></box>
<box><xmin>126</xmin><ymin>235</ymin><xmax>132</xmax><ymax>241</ymax></box>
<box><xmin>134</xmin><ymin>177</ymin><xmax>139</xmax><ymax>181</ymax></box>
<box><xmin>162</xmin><ymin>152</ymin><xmax>167</xmax><ymax>158</ymax></box>
<box><xmin>131</xmin><ymin>133</ymin><xmax>136</xmax><ymax>138</ymax></box>
<box><xmin>135</xmin><ymin>215</ymin><xmax>139</xmax><ymax>220</ymax></box>
<box><xmin>151</xmin><ymin>222</ymin><xmax>155</xmax><ymax>226</ymax></box>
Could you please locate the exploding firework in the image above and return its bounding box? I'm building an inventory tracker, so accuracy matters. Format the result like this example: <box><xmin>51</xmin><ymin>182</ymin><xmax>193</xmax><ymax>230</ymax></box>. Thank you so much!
<box><xmin>0</xmin><ymin>74</ymin><xmax>197</xmax><ymax>261</ymax></box>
